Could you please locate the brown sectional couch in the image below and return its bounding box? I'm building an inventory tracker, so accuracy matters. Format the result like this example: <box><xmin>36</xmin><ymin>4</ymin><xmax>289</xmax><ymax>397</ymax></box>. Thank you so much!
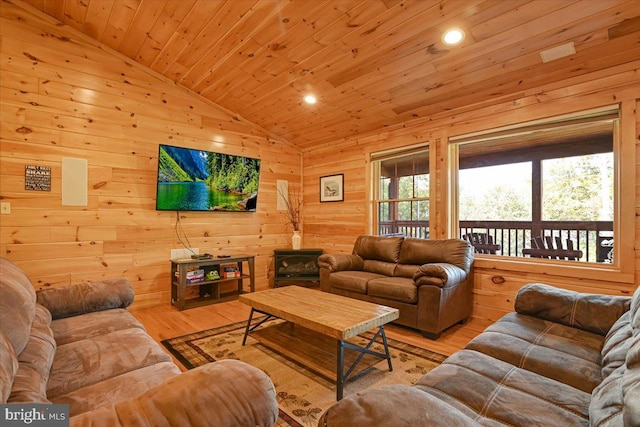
<box><xmin>0</xmin><ymin>257</ymin><xmax>278</xmax><ymax>427</ymax></box>
<box><xmin>319</xmin><ymin>282</ymin><xmax>640</xmax><ymax>427</ymax></box>
<box><xmin>318</xmin><ymin>235</ymin><xmax>474</xmax><ymax>338</ymax></box>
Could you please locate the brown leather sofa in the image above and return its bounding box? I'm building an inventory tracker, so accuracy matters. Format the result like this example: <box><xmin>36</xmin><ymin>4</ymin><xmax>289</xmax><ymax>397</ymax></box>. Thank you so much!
<box><xmin>318</xmin><ymin>235</ymin><xmax>474</xmax><ymax>339</ymax></box>
<box><xmin>319</xmin><ymin>283</ymin><xmax>640</xmax><ymax>427</ymax></box>
<box><xmin>0</xmin><ymin>257</ymin><xmax>278</xmax><ymax>427</ymax></box>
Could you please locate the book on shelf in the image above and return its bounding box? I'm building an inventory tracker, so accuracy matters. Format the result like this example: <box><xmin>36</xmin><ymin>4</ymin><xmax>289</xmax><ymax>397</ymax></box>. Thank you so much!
<box><xmin>185</xmin><ymin>269</ymin><xmax>205</xmax><ymax>284</ymax></box>
<box><xmin>223</xmin><ymin>266</ymin><xmax>240</xmax><ymax>278</ymax></box>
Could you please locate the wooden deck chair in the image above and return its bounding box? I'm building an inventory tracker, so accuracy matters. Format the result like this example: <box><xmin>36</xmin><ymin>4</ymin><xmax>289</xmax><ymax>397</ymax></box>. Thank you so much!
<box><xmin>522</xmin><ymin>235</ymin><xmax>583</xmax><ymax>260</ymax></box>
<box><xmin>462</xmin><ymin>232</ymin><xmax>501</xmax><ymax>254</ymax></box>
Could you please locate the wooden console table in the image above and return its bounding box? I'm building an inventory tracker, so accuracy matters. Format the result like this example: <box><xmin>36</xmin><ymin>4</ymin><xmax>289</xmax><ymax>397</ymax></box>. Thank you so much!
<box><xmin>171</xmin><ymin>255</ymin><xmax>255</xmax><ymax>310</ymax></box>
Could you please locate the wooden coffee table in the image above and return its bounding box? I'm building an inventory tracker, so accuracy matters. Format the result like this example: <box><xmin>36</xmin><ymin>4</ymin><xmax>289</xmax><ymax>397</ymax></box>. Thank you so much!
<box><xmin>239</xmin><ymin>286</ymin><xmax>399</xmax><ymax>400</ymax></box>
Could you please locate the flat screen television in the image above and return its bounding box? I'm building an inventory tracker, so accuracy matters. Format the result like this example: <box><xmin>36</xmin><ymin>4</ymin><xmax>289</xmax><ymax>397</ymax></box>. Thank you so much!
<box><xmin>155</xmin><ymin>144</ymin><xmax>261</xmax><ymax>212</ymax></box>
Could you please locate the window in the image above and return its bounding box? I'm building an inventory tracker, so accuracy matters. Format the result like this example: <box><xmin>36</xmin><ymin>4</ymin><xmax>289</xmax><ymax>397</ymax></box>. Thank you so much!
<box><xmin>541</xmin><ymin>153</ymin><xmax>613</xmax><ymax>222</ymax></box>
<box><xmin>371</xmin><ymin>147</ymin><xmax>429</xmax><ymax>238</ymax></box>
<box><xmin>459</xmin><ymin>162</ymin><xmax>532</xmax><ymax>221</ymax></box>
<box><xmin>454</xmin><ymin>107</ymin><xmax>618</xmax><ymax>263</ymax></box>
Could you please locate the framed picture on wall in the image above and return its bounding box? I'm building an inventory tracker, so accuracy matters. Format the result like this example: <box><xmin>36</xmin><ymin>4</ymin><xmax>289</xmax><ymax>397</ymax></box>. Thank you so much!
<box><xmin>319</xmin><ymin>173</ymin><xmax>344</xmax><ymax>202</ymax></box>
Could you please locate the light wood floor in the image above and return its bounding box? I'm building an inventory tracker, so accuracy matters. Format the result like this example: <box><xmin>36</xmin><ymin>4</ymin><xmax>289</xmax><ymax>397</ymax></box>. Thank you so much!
<box><xmin>131</xmin><ymin>292</ymin><xmax>492</xmax><ymax>371</ymax></box>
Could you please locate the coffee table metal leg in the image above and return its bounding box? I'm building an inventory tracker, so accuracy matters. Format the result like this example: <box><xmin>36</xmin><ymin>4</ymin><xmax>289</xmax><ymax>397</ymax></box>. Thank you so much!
<box><xmin>337</xmin><ymin>340</ymin><xmax>345</xmax><ymax>401</ymax></box>
<box><xmin>380</xmin><ymin>325</ymin><xmax>393</xmax><ymax>372</ymax></box>
<box><xmin>242</xmin><ymin>308</ymin><xmax>255</xmax><ymax>346</ymax></box>
<box><xmin>334</xmin><ymin>325</ymin><xmax>393</xmax><ymax>401</ymax></box>
<box><xmin>242</xmin><ymin>308</ymin><xmax>277</xmax><ymax>346</ymax></box>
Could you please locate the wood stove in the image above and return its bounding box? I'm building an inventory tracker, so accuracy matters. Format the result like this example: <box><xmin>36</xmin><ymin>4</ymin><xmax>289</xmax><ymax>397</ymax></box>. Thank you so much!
<box><xmin>273</xmin><ymin>249</ymin><xmax>322</xmax><ymax>287</ymax></box>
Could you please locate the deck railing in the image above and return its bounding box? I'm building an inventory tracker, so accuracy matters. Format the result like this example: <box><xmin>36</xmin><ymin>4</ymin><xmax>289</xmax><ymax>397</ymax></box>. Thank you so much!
<box><xmin>459</xmin><ymin>220</ymin><xmax>613</xmax><ymax>263</ymax></box>
<box><xmin>379</xmin><ymin>221</ymin><xmax>430</xmax><ymax>239</ymax></box>
<box><xmin>378</xmin><ymin>220</ymin><xmax>613</xmax><ymax>263</ymax></box>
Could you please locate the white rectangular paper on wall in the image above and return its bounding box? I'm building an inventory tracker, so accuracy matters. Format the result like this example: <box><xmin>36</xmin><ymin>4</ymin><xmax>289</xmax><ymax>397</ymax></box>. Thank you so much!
<box><xmin>62</xmin><ymin>157</ymin><xmax>88</xmax><ymax>206</ymax></box>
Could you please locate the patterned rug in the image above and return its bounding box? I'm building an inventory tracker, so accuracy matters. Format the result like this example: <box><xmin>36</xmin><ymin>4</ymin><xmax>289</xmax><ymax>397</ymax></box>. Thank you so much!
<box><xmin>161</xmin><ymin>319</ymin><xmax>447</xmax><ymax>427</ymax></box>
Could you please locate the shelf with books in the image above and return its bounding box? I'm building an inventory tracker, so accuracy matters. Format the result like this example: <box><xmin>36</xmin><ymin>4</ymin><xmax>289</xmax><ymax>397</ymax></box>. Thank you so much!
<box><xmin>170</xmin><ymin>255</ymin><xmax>255</xmax><ymax>310</ymax></box>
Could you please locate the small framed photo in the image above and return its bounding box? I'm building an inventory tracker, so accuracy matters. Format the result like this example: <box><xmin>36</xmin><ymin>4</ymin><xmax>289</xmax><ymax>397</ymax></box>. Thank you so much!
<box><xmin>319</xmin><ymin>174</ymin><xmax>344</xmax><ymax>202</ymax></box>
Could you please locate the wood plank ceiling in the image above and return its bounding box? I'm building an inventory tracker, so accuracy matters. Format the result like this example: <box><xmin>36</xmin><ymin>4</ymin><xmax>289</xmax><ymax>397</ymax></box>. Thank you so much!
<box><xmin>23</xmin><ymin>0</ymin><xmax>640</xmax><ymax>149</ymax></box>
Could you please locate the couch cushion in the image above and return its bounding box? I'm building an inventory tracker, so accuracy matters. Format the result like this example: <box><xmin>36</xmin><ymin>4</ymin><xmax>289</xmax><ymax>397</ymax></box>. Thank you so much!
<box><xmin>352</xmin><ymin>235</ymin><xmax>403</xmax><ymax>263</ymax></box>
<box><xmin>398</xmin><ymin>238</ymin><xmax>473</xmax><ymax>272</ymax></box>
<box><xmin>320</xmin><ymin>384</ymin><xmax>480</xmax><ymax>427</ymax></box>
<box><xmin>51</xmin><ymin>308</ymin><xmax>145</xmax><ymax>346</ymax></box>
<box><xmin>413</xmin><ymin>263</ymin><xmax>467</xmax><ymax>288</ymax></box>
<box><xmin>50</xmin><ymin>361</ymin><xmax>180</xmax><ymax>417</ymax></box>
<box><xmin>623</xmin><ymin>331</ymin><xmax>640</xmax><ymax>426</ymax></box>
<box><xmin>362</xmin><ymin>260</ymin><xmax>396</xmax><ymax>276</ymax></box>
<box><xmin>0</xmin><ymin>258</ymin><xmax>36</xmax><ymax>356</ymax></box>
<box><xmin>631</xmin><ymin>283</ymin><xmax>640</xmax><ymax>329</ymax></box>
<box><xmin>416</xmin><ymin>349</ymin><xmax>591</xmax><ymax>426</ymax></box>
<box><xmin>589</xmin><ymin>331</ymin><xmax>640</xmax><ymax>427</ymax></box>
<box><xmin>68</xmin><ymin>360</ymin><xmax>279</xmax><ymax>427</ymax></box>
<box><xmin>8</xmin><ymin>304</ymin><xmax>56</xmax><ymax>404</ymax></box>
<box><xmin>590</xmin><ymin>364</ymin><xmax>625</xmax><ymax>427</ymax></box>
<box><xmin>601</xmin><ymin>311</ymin><xmax>632</xmax><ymax>379</ymax></box>
<box><xmin>393</xmin><ymin>264</ymin><xmax>419</xmax><ymax>278</ymax></box>
<box><xmin>47</xmin><ymin>327</ymin><xmax>172</xmax><ymax>399</ymax></box>
<box><xmin>465</xmin><ymin>312</ymin><xmax>604</xmax><ymax>393</ymax></box>
<box><xmin>36</xmin><ymin>278</ymin><xmax>135</xmax><ymax>320</ymax></box>
<box><xmin>515</xmin><ymin>283</ymin><xmax>630</xmax><ymax>336</ymax></box>
<box><xmin>367</xmin><ymin>277</ymin><xmax>417</xmax><ymax>304</ymax></box>
<box><xmin>329</xmin><ymin>271</ymin><xmax>384</xmax><ymax>294</ymax></box>
<box><xmin>0</xmin><ymin>330</ymin><xmax>18</xmax><ymax>403</ymax></box>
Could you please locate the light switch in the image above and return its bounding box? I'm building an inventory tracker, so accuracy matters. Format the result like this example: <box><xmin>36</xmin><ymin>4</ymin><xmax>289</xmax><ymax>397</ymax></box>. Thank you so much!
<box><xmin>0</xmin><ymin>202</ymin><xmax>10</xmax><ymax>214</ymax></box>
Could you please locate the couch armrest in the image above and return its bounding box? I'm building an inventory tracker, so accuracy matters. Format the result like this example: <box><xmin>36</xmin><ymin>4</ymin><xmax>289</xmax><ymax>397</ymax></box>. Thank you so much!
<box><xmin>70</xmin><ymin>360</ymin><xmax>278</xmax><ymax>427</ymax></box>
<box><xmin>413</xmin><ymin>263</ymin><xmax>467</xmax><ymax>288</ymax></box>
<box><xmin>319</xmin><ymin>384</ymin><xmax>480</xmax><ymax>427</ymax></box>
<box><xmin>318</xmin><ymin>254</ymin><xmax>364</xmax><ymax>273</ymax></box>
<box><xmin>515</xmin><ymin>283</ymin><xmax>631</xmax><ymax>335</ymax></box>
<box><xmin>36</xmin><ymin>278</ymin><xmax>135</xmax><ymax>320</ymax></box>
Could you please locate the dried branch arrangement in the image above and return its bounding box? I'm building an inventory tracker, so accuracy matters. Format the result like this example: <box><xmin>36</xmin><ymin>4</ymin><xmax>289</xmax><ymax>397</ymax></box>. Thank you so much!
<box><xmin>278</xmin><ymin>184</ymin><xmax>302</xmax><ymax>231</ymax></box>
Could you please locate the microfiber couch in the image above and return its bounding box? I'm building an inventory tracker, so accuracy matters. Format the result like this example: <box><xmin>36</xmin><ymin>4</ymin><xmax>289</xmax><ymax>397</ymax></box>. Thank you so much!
<box><xmin>0</xmin><ymin>257</ymin><xmax>278</xmax><ymax>427</ymax></box>
<box><xmin>318</xmin><ymin>235</ymin><xmax>474</xmax><ymax>338</ymax></box>
<box><xmin>320</xmin><ymin>282</ymin><xmax>640</xmax><ymax>427</ymax></box>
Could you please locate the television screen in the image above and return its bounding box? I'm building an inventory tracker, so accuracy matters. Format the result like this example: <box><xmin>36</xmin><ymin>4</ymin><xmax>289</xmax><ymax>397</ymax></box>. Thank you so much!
<box><xmin>156</xmin><ymin>144</ymin><xmax>261</xmax><ymax>212</ymax></box>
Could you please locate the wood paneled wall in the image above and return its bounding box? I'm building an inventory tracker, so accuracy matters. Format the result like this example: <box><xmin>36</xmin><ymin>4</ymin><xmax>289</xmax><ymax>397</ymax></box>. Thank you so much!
<box><xmin>0</xmin><ymin>2</ymin><xmax>302</xmax><ymax>308</ymax></box>
<box><xmin>1</xmin><ymin>2</ymin><xmax>638</xmax><ymax>320</ymax></box>
<box><xmin>303</xmin><ymin>63</ymin><xmax>640</xmax><ymax>323</ymax></box>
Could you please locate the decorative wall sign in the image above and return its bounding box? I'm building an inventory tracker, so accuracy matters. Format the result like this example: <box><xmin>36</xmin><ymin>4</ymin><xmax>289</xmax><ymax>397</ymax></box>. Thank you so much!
<box><xmin>25</xmin><ymin>165</ymin><xmax>51</xmax><ymax>191</ymax></box>
<box><xmin>319</xmin><ymin>173</ymin><xmax>344</xmax><ymax>202</ymax></box>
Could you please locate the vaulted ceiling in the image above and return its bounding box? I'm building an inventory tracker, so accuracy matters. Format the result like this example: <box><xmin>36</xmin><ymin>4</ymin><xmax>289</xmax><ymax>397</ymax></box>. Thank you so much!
<box><xmin>24</xmin><ymin>0</ymin><xmax>640</xmax><ymax>149</ymax></box>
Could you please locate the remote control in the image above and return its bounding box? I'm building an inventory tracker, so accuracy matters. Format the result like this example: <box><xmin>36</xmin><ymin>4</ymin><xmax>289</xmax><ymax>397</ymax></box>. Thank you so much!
<box><xmin>191</xmin><ymin>254</ymin><xmax>213</xmax><ymax>259</ymax></box>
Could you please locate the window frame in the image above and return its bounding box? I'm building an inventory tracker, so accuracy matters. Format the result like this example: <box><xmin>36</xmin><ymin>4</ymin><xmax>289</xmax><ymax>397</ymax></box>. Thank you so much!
<box><xmin>447</xmin><ymin>103</ymin><xmax>634</xmax><ymax>283</ymax></box>
<box><xmin>370</xmin><ymin>144</ymin><xmax>430</xmax><ymax>238</ymax></box>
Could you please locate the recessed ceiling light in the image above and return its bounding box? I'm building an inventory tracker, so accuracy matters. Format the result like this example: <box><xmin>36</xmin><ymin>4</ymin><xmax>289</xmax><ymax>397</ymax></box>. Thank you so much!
<box><xmin>442</xmin><ymin>29</ymin><xmax>465</xmax><ymax>45</ymax></box>
<box><xmin>304</xmin><ymin>94</ymin><xmax>317</xmax><ymax>104</ymax></box>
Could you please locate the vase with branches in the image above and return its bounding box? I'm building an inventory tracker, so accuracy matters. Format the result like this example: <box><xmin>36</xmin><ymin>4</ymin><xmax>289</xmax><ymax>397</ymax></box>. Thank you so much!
<box><xmin>278</xmin><ymin>184</ymin><xmax>302</xmax><ymax>249</ymax></box>
<box><xmin>278</xmin><ymin>184</ymin><xmax>302</xmax><ymax>231</ymax></box>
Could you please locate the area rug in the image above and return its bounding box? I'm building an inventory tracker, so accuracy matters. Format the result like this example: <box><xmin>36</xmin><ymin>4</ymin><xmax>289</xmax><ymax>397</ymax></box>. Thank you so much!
<box><xmin>161</xmin><ymin>319</ymin><xmax>447</xmax><ymax>427</ymax></box>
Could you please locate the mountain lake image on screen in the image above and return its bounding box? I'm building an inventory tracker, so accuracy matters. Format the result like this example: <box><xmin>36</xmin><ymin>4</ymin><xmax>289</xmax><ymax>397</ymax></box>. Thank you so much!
<box><xmin>155</xmin><ymin>144</ymin><xmax>261</xmax><ymax>212</ymax></box>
